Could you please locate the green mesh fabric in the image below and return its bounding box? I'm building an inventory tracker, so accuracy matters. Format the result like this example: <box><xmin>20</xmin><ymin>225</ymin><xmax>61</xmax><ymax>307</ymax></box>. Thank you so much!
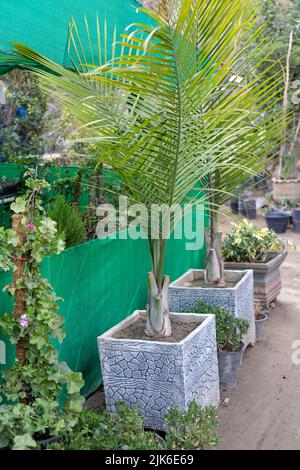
<box><xmin>0</xmin><ymin>0</ymin><xmax>148</xmax><ymax>75</ymax></box>
<box><xmin>0</xmin><ymin>225</ymin><xmax>208</xmax><ymax>397</ymax></box>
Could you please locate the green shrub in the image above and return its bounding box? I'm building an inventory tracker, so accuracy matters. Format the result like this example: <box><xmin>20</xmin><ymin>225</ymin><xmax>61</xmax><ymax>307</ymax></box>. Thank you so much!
<box><xmin>48</xmin><ymin>195</ymin><xmax>86</xmax><ymax>248</ymax></box>
<box><xmin>48</xmin><ymin>401</ymin><xmax>218</xmax><ymax>451</ymax></box>
<box><xmin>185</xmin><ymin>300</ymin><xmax>249</xmax><ymax>352</ymax></box>
<box><xmin>165</xmin><ymin>401</ymin><xmax>218</xmax><ymax>450</ymax></box>
<box><xmin>221</xmin><ymin>219</ymin><xmax>287</xmax><ymax>263</ymax></box>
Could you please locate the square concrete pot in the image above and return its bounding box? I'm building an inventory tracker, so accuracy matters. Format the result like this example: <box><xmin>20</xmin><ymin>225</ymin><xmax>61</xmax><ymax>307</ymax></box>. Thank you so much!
<box><xmin>98</xmin><ymin>310</ymin><xmax>220</xmax><ymax>431</ymax></box>
<box><xmin>169</xmin><ymin>269</ymin><xmax>255</xmax><ymax>349</ymax></box>
<box><xmin>224</xmin><ymin>251</ymin><xmax>287</xmax><ymax>308</ymax></box>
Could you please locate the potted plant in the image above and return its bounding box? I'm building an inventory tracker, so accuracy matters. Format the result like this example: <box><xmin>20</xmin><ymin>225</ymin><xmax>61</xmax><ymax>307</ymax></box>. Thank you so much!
<box><xmin>182</xmin><ymin>300</ymin><xmax>250</xmax><ymax>390</ymax></box>
<box><xmin>222</xmin><ymin>219</ymin><xmax>292</xmax><ymax>307</ymax></box>
<box><xmin>254</xmin><ymin>302</ymin><xmax>268</xmax><ymax>343</ymax></box>
<box><xmin>16</xmin><ymin>0</ymin><xmax>285</xmax><ymax>428</ymax></box>
<box><xmin>0</xmin><ymin>174</ymin><xmax>84</xmax><ymax>450</ymax></box>
<box><xmin>272</xmin><ymin>29</ymin><xmax>300</xmax><ymax>202</ymax></box>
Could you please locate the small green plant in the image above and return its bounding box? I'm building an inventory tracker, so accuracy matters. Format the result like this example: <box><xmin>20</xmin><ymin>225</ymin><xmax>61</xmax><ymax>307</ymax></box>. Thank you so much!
<box><xmin>165</xmin><ymin>401</ymin><xmax>218</xmax><ymax>450</ymax></box>
<box><xmin>0</xmin><ymin>173</ymin><xmax>84</xmax><ymax>450</ymax></box>
<box><xmin>48</xmin><ymin>195</ymin><xmax>86</xmax><ymax>248</ymax></box>
<box><xmin>185</xmin><ymin>301</ymin><xmax>249</xmax><ymax>352</ymax></box>
<box><xmin>48</xmin><ymin>401</ymin><xmax>218</xmax><ymax>450</ymax></box>
<box><xmin>221</xmin><ymin>219</ymin><xmax>289</xmax><ymax>263</ymax></box>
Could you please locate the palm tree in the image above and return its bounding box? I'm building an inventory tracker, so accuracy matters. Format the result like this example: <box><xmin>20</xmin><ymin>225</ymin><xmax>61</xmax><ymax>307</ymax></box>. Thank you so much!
<box><xmin>14</xmin><ymin>0</ymin><xmax>284</xmax><ymax>337</ymax></box>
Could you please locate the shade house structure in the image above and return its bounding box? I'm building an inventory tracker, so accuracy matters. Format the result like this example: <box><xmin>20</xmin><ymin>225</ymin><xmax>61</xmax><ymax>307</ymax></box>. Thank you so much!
<box><xmin>0</xmin><ymin>0</ymin><xmax>150</xmax><ymax>75</ymax></box>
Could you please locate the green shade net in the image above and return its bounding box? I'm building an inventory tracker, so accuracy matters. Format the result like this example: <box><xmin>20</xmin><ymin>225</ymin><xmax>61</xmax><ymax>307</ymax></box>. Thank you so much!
<box><xmin>0</xmin><ymin>0</ymin><xmax>149</xmax><ymax>75</ymax></box>
<box><xmin>0</xmin><ymin>224</ymin><xmax>208</xmax><ymax>397</ymax></box>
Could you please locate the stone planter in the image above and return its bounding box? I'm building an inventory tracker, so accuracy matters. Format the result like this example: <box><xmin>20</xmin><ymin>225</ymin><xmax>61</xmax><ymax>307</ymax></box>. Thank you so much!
<box><xmin>169</xmin><ymin>269</ymin><xmax>255</xmax><ymax>348</ymax></box>
<box><xmin>272</xmin><ymin>177</ymin><xmax>300</xmax><ymax>204</ymax></box>
<box><xmin>98</xmin><ymin>310</ymin><xmax>220</xmax><ymax>431</ymax></box>
<box><xmin>224</xmin><ymin>251</ymin><xmax>287</xmax><ymax>308</ymax></box>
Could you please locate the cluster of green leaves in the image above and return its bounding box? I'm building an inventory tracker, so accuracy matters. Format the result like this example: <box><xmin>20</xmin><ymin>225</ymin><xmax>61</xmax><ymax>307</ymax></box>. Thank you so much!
<box><xmin>0</xmin><ymin>70</ymin><xmax>48</xmax><ymax>158</ymax></box>
<box><xmin>185</xmin><ymin>300</ymin><xmax>249</xmax><ymax>352</ymax></box>
<box><xmin>221</xmin><ymin>219</ymin><xmax>288</xmax><ymax>263</ymax></box>
<box><xmin>0</xmin><ymin>172</ymin><xmax>84</xmax><ymax>450</ymax></box>
<box><xmin>48</xmin><ymin>401</ymin><xmax>218</xmax><ymax>451</ymax></box>
<box><xmin>48</xmin><ymin>195</ymin><xmax>86</xmax><ymax>248</ymax></box>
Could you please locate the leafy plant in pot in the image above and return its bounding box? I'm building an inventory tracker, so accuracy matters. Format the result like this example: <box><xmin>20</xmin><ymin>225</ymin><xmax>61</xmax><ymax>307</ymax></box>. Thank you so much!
<box><xmin>15</xmin><ymin>0</ymin><xmax>285</xmax><ymax>428</ymax></box>
<box><xmin>222</xmin><ymin>219</ymin><xmax>293</xmax><ymax>307</ymax></box>
<box><xmin>183</xmin><ymin>300</ymin><xmax>250</xmax><ymax>390</ymax></box>
<box><xmin>0</xmin><ymin>173</ymin><xmax>84</xmax><ymax>450</ymax></box>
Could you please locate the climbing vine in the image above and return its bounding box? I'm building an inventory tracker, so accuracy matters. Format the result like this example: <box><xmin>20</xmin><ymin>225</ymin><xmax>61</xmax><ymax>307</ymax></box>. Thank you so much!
<box><xmin>0</xmin><ymin>171</ymin><xmax>84</xmax><ymax>450</ymax></box>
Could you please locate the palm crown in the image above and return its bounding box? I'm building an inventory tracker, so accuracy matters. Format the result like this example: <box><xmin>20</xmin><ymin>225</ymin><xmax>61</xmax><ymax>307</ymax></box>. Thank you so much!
<box><xmin>15</xmin><ymin>0</ymin><xmax>284</xmax><ymax>337</ymax></box>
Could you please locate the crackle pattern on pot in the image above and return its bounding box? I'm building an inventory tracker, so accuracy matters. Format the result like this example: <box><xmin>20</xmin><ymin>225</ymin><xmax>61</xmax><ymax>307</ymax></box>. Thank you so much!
<box><xmin>168</xmin><ymin>269</ymin><xmax>255</xmax><ymax>349</ymax></box>
<box><xmin>98</xmin><ymin>311</ymin><xmax>220</xmax><ymax>430</ymax></box>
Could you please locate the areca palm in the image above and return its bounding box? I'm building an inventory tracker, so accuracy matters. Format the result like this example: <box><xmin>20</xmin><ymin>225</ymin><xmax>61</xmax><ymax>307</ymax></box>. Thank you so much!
<box><xmin>15</xmin><ymin>0</ymin><xmax>284</xmax><ymax>337</ymax></box>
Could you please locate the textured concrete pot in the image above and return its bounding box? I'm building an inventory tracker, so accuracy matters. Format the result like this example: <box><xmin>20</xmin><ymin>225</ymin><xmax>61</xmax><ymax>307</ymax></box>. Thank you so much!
<box><xmin>224</xmin><ymin>251</ymin><xmax>287</xmax><ymax>308</ymax></box>
<box><xmin>98</xmin><ymin>311</ymin><xmax>220</xmax><ymax>431</ymax></box>
<box><xmin>272</xmin><ymin>178</ymin><xmax>300</xmax><ymax>203</ymax></box>
<box><xmin>217</xmin><ymin>344</ymin><xmax>244</xmax><ymax>390</ymax></box>
<box><xmin>169</xmin><ymin>269</ymin><xmax>255</xmax><ymax>348</ymax></box>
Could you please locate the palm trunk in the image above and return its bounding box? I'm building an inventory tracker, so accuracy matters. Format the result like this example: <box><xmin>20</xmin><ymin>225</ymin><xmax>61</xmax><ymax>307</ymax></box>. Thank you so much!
<box><xmin>145</xmin><ymin>240</ymin><xmax>172</xmax><ymax>337</ymax></box>
<box><xmin>204</xmin><ymin>203</ymin><xmax>225</xmax><ymax>287</ymax></box>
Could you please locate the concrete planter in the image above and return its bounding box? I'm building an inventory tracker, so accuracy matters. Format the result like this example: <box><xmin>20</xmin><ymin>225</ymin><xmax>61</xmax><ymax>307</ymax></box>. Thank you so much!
<box><xmin>272</xmin><ymin>178</ymin><xmax>300</xmax><ymax>203</ymax></box>
<box><xmin>98</xmin><ymin>310</ymin><xmax>220</xmax><ymax>431</ymax></box>
<box><xmin>169</xmin><ymin>269</ymin><xmax>255</xmax><ymax>348</ymax></box>
<box><xmin>224</xmin><ymin>251</ymin><xmax>287</xmax><ymax>308</ymax></box>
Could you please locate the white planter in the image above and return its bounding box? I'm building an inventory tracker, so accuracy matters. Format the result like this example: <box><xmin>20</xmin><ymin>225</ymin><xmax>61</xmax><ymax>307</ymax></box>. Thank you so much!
<box><xmin>98</xmin><ymin>310</ymin><xmax>220</xmax><ymax>430</ymax></box>
<box><xmin>169</xmin><ymin>269</ymin><xmax>255</xmax><ymax>348</ymax></box>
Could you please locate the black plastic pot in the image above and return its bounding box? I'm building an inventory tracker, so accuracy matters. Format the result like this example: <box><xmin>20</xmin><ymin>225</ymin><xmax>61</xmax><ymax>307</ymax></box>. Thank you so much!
<box><xmin>238</xmin><ymin>197</ymin><xmax>247</xmax><ymax>217</ymax></box>
<box><xmin>230</xmin><ymin>198</ymin><xmax>239</xmax><ymax>214</ymax></box>
<box><xmin>0</xmin><ymin>180</ymin><xmax>20</xmax><ymax>197</ymax></box>
<box><xmin>255</xmin><ymin>313</ymin><xmax>268</xmax><ymax>342</ymax></box>
<box><xmin>265</xmin><ymin>211</ymin><xmax>290</xmax><ymax>234</ymax></box>
<box><xmin>293</xmin><ymin>220</ymin><xmax>300</xmax><ymax>233</ymax></box>
<box><xmin>292</xmin><ymin>208</ymin><xmax>300</xmax><ymax>223</ymax></box>
<box><xmin>255</xmin><ymin>172</ymin><xmax>269</xmax><ymax>190</ymax></box>
<box><xmin>217</xmin><ymin>344</ymin><xmax>244</xmax><ymax>390</ymax></box>
<box><xmin>244</xmin><ymin>199</ymin><xmax>257</xmax><ymax>220</ymax></box>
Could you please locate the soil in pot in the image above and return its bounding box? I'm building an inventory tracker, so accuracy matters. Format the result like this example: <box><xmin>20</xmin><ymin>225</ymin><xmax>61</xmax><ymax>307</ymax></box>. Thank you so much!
<box><xmin>113</xmin><ymin>317</ymin><xmax>201</xmax><ymax>343</ymax></box>
<box><xmin>218</xmin><ymin>343</ymin><xmax>244</xmax><ymax>390</ymax></box>
<box><xmin>183</xmin><ymin>278</ymin><xmax>237</xmax><ymax>289</ymax></box>
<box><xmin>265</xmin><ymin>211</ymin><xmax>290</xmax><ymax>234</ymax></box>
<box><xmin>255</xmin><ymin>313</ymin><xmax>268</xmax><ymax>342</ymax></box>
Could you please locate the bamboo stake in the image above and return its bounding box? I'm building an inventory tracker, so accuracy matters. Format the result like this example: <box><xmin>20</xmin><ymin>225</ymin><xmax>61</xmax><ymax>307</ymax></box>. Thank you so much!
<box><xmin>279</xmin><ymin>30</ymin><xmax>293</xmax><ymax>178</ymax></box>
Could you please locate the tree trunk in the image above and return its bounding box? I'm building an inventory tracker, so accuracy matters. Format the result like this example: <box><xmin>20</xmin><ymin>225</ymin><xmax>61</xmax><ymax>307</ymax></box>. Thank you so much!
<box><xmin>145</xmin><ymin>272</ymin><xmax>172</xmax><ymax>337</ymax></box>
<box><xmin>12</xmin><ymin>214</ymin><xmax>26</xmax><ymax>365</ymax></box>
<box><xmin>204</xmin><ymin>207</ymin><xmax>225</xmax><ymax>287</ymax></box>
